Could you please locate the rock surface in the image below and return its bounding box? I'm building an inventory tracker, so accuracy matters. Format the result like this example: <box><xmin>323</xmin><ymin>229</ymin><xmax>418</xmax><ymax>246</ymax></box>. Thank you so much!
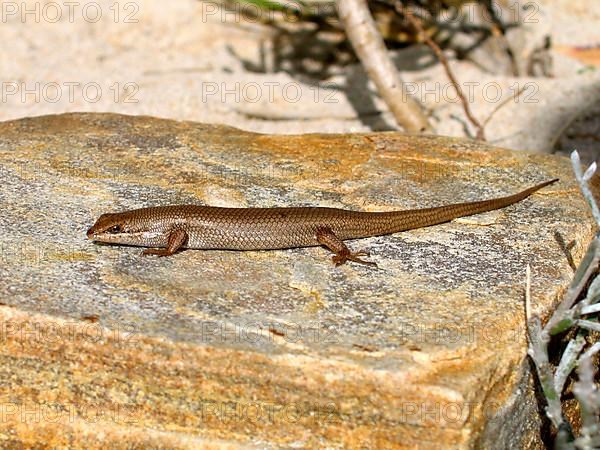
<box><xmin>0</xmin><ymin>112</ymin><xmax>594</xmax><ymax>448</ymax></box>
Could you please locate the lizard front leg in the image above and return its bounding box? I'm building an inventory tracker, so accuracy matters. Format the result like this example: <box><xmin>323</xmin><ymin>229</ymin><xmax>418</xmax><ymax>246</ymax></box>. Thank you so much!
<box><xmin>142</xmin><ymin>228</ymin><xmax>188</xmax><ymax>257</ymax></box>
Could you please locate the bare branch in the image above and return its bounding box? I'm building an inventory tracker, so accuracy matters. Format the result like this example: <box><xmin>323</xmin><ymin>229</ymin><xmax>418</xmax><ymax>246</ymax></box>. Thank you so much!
<box><xmin>481</xmin><ymin>85</ymin><xmax>527</xmax><ymax>131</ymax></box>
<box><xmin>396</xmin><ymin>3</ymin><xmax>485</xmax><ymax>140</ymax></box>
<box><xmin>336</xmin><ymin>0</ymin><xmax>431</xmax><ymax>133</ymax></box>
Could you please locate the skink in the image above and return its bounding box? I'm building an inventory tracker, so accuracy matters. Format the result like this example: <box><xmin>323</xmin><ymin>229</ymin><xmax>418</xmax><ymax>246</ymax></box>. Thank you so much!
<box><xmin>86</xmin><ymin>178</ymin><xmax>558</xmax><ymax>266</ymax></box>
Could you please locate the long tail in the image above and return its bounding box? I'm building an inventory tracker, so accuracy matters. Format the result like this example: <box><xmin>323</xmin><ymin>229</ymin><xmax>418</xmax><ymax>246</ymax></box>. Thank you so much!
<box><xmin>351</xmin><ymin>178</ymin><xmax>558</xmax><ymax>238</ymax></box>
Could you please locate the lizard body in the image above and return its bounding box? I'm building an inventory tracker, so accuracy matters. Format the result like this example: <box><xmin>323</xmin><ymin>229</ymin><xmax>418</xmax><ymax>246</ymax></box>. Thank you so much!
<box><xmin>86</xmin><ymin>178</ymin><xmax>557</xmax><ymax>266</ymax></box>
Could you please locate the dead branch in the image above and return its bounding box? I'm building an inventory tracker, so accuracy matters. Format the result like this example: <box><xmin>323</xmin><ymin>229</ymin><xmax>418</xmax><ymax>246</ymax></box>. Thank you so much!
<box><xmin>397</xmin><ymin>3</ymin><xmax>486</xmax><ymax>140</ymax></box>
<box><xmin>337</xmin><ymin>0</ymin><xmax>432</xmax><ymax>133</ymax></box>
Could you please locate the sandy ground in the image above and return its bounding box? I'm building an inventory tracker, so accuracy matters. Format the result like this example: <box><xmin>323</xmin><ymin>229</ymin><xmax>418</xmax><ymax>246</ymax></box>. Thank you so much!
<box><xmin>1</xmin><ymin>0</ymin><xmax>598</xmax><ymax>159</ymax></box>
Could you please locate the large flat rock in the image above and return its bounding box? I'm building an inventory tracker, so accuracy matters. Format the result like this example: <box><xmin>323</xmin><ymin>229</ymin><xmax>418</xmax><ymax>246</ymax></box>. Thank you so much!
<box><xmin>0</xmin><ymin>113</ymin><xmax>593</xmax><ymax>448</ymax></box>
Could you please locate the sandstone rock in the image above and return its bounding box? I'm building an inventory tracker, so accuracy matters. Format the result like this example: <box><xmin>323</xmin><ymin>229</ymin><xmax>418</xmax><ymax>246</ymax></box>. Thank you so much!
<box><xmin>0</xmin><ymin>113</ymin><xmax>593</xmax><ymax>448</ymax></box>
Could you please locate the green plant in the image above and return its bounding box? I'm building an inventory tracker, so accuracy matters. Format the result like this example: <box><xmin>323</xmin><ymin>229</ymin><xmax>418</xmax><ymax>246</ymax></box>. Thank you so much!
<box><xmin>527</xmin><ymin>150</ymin><xmax>600</xmax><ymax>449</ymax></box>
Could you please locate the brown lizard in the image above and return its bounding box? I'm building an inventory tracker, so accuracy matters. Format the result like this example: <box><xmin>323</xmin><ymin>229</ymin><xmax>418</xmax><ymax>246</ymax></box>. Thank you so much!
<box><xmin>87</xmin><ymin>178</ymin><xmax>557</xmax><ymax>266</ymax></box>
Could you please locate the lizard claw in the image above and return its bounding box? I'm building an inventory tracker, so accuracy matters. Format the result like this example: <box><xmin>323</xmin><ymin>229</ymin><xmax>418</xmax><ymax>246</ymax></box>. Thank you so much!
<box><xmin>332</xmin><ymin>250</ymin><xmax>377</xmax><ymax>267</ymax></box>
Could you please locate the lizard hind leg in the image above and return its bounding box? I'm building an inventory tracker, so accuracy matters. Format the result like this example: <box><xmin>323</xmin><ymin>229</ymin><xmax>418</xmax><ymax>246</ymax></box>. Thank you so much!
<box><xmin>315</xmin><ymin>226</ymin><xmax>377</xmax><ymax>267</ymax></box>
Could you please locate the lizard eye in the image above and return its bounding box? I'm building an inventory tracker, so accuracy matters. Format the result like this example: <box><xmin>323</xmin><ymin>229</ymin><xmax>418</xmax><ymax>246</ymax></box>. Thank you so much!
<box><xmin>108</xmin><ymin>225</ymin><xmax>121</xmax><ymax>233</ymax></box>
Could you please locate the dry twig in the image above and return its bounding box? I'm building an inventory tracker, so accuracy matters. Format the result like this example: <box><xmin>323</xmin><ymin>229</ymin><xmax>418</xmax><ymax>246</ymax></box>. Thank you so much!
<box><xmin>337</xmin><ymin>0</ymin><xmax>431</xmax><ymax>133</ymax></box>
<box><xmin>480</xmin><ymin>85</ymin><xmax>527</xmax><ymax>131</ymax></box>
<box><xmin>396</xmin><ymin>3</ymin><xmax>486</xmax><ymax>140</ymax></box>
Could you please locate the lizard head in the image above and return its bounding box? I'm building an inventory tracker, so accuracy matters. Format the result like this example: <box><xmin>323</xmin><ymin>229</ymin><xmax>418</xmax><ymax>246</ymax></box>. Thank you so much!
<box><xmin>87</xmin><ymin>211</ymin><xmax>156</xmax><ymax>246</ymax></box>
